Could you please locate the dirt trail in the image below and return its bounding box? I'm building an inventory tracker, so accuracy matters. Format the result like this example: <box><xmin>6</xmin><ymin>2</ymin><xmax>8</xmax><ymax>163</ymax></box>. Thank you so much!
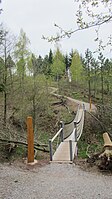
<box><xmin>50</xmin><ymin>87</ymin><xmax>97</xmax><ymax>112</ymax></box>
<box><xmin>67</xmin><ymin>97</ymin><xmax>97</xmax><ymax>112</ymax></box>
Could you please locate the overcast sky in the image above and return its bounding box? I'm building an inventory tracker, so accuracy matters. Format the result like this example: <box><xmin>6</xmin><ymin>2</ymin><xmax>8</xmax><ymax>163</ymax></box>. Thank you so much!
<box><xmin>1</xmin><ymin>0</ymin><xmax>112</xmax><ymax>58</ymax></box>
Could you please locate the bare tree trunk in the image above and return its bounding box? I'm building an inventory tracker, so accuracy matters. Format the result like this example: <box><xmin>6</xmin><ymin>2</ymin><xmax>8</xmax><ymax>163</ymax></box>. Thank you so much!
<box><xmin>88</xmin><ymin>62</ymin><xmax>91</xmax><ymax>102</ymax></box>
<box><xmin>9</xmin><ymin>66</ymin><xmax>13</xmax><ymax>91</ymax></box>
<box><xmin>101</xmin><ymin>65</ymin><xmax>104</xmax><ymax>104</ymax></box>
<box><xmin>3</xmin><ymin>41</ymin><xmax>7</xmax><ymax>126</ymax></box>
<box><xmin>94</xmin><ymin>69</ymin><xmax>97</xmax><ymax>98</ymax></box>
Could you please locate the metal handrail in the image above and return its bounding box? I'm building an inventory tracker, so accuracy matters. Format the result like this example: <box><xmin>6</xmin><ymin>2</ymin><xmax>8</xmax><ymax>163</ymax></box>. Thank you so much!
<box><xmin>51</xmin><ymin>128</ymin><xmax>63</xmax><ymax>142</ymax></box>
<box><xmin>49</xmin><ymin>105</ymin><xmax>85</xmax><ymax>161</ymax></box>
<box><xmin>68</xmin><ymin>107</ymin><xmax>85</xmax><ymax>161</ymax></box>
<box><xmin>49</xmin><ymin>121</ymin><xmax>64</xmax><ymax>161</ymax></box>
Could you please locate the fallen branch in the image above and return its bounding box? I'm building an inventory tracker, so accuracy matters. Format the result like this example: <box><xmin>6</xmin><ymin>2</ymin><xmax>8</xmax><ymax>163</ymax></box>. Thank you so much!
<box><xmin>86</xmin><ymin>144</ymin><xmax>91</xmax><ymax>158</ymax></box>
<box><xmin>0</xmin><ymin>138</ymin><xmax>49</xmax><ymax>153</ymax></box>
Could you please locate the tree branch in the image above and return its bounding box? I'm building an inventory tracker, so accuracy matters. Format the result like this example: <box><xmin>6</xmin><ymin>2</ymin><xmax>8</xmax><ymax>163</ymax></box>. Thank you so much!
<box><xmin>42</xmin><ymin>16</ymin><xmax>112</xmax><ymax>42</ymax></box>
<box><xmin>0</xmin><ymin>138</ymin><xmax>49</xmax><ymax>152</ymax></box>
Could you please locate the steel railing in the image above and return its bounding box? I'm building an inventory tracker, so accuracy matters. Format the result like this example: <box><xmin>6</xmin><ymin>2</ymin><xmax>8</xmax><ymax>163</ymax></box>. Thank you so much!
<box><xmin>49</xmin><ymin>104</ymin><xmax>85</xmax><ymax>161</ymax></box>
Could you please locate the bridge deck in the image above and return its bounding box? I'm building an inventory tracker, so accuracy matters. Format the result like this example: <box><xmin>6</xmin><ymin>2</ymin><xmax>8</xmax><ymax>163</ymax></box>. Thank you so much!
<box><xmin>52</xmin><ymin>140</ymin><xmax>77</xmax><ymax>162</ymax></box>
<box><xmin>51</xmin><ymin>108</ymin><xmax>84</xmax><ymax>163</ymax></box>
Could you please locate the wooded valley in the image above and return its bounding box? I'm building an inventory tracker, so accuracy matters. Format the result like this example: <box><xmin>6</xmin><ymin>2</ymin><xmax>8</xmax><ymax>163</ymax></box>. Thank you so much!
<box><xmin>0</xmin><ymin>0</ymin><xmax>112</xmax><ymax>168</ymax></box>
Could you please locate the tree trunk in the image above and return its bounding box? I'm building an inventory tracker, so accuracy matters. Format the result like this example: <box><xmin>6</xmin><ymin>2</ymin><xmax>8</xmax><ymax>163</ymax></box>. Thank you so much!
<box><xmin>94</xmin><ymin>68</ymin><xmax>97</xmax><ymax>98</ymax></box>
<box><xmin>101</xmin><ymin>64</ymin><xmax>104</xmax><ymax>104</ymax></box>
<box><xmin>3</xmin><ymin>41</ymin><xmax>7</xmax><ymax>126</ymax></box>
<box><xmin>99</xmin><ymin>133</ymin><xmax>112</xmax><ymax>170</ymax></box>
<box><xmin>88</xmin><ymin>62</ymin><xmax>91</xmax><ymax>102</ymax></box>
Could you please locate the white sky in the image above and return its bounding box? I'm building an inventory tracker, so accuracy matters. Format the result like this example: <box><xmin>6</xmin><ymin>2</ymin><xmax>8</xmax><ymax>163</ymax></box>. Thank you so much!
<box><xmin>1</xmin><ymin>0</ymin><xmax>112</xmax><ymax>58</ymax></box>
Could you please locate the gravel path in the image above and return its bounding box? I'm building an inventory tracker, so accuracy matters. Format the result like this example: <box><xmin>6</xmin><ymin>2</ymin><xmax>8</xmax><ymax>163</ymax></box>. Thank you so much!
<box><xmin>0</xmin><ymin>162</ymin><xmax>112</xmax><ymax>199</ymax></box>
<box><xmin>67</xmin><ymin>97</ymin><xmax>97</xmax><ymax>112</ymax></box>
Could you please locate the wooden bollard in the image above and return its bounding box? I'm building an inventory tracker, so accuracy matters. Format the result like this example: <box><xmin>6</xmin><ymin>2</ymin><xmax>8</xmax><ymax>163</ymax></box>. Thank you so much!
<box><xmin>27</xmin><ymin>117</ymin><xmax>34</xmax><ymax>163</ymax></box>
<box><xmin>103</xmin><ymin>132</ymin><xmax>112</xmax><ymax>147</ymax></box>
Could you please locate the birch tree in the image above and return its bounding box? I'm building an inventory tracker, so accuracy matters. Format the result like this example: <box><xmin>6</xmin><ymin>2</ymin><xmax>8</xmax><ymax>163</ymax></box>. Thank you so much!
<box><xmin>51</xmin><ymin>48</ymin><xmax>65</xmax><ymax>81</ymax></box>
<box><xmin>14</xmin><ymin>29</ymin><xmax>30</xmax><ymax>118</ymax></box>
<box><xmin>70</xmin><ymin>50</ymin><xmax>83</xmax><ymax>83</ymax></box>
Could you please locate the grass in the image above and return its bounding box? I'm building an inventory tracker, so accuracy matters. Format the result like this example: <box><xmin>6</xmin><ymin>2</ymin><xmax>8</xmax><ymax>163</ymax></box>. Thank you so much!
<box><xmin>15</xmin><ymin>145</ymin><xmax>27</xmax><ymax>157</ymax></box>
<box><xmin>77</xmin><ymin>136</ymin><xmax>104</xmax><ymax>159</ymax></box>
<box><xmin>38</xmin><ymin>131</ymin><xmax>50</xmax><ymax>144</ymax></box>
<box><xmin>72</xmin><ymin>92</ymin><xmax>88</xmax><ymax>102</ymax></box>
<box><xmin>77</xmin><ymin>141</ymin><xmax>88</xmax><ymax>158</ymax></box>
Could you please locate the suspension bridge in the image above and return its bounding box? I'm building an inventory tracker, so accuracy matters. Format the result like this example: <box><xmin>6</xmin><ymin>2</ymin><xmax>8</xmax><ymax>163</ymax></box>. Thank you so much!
<box><xmin>26</xmin><ymin>87</ymin><xmax>97</xmax><ymax>164</ymax></box>
<box><xmin>49</xmin><ymin>104</ymin><xmax>85</xmax><ymax>163</ymax></box>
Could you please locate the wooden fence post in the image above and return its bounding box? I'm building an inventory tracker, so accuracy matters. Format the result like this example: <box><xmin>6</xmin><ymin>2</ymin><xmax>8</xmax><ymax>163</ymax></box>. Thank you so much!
<box><xmin>27</xmin><ymin>117</ymin><xmax>34</xmax><ymax>163</ymax></box>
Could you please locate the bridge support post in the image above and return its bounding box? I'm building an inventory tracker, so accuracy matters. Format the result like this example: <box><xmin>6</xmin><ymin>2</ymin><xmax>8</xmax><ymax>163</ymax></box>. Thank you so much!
<box><xmin>74</xmin><ymin>122</ymin><xmax>77</xmax><ymax>142</ymax></box>
<box><xmin>60</xmin><ymin>121</ymin><xmax>64</xmax><ymax>142</ymax></box>
<box><xmin>83</xmin><ymin>103</ymin><xmax>85</xmax><ymax>111</ymax></box>
<box><xmin>49</xmin><ymin>139</ymin><xmax>53</xmax><ymax>161</ymax></box>
<box><xmin>69</xmin><ymin>140</ymin><xmax>73</xmax><ymax>161</ymax></box>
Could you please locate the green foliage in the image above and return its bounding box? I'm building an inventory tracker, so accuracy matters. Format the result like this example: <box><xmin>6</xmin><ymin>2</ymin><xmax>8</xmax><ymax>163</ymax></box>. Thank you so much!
<box><xmin>75</xmin><ymin>0</ymin><xmax>112</xmax><ymax>29</ymax></box>
<box><xmin>38</xmin><ymin>131</ymin><xmax>50</xmax><ymax>145</ymax></box>
<box><xmin>51</xmin><ymin>48</ymin><xmax>65</xmax><ymax>80</ymax></box>
<box><xmin>27</xmin><ymin>53</ymin><xmax>37</xmax><ymax>76</ymax></box>
<box><xmin>78</xmin><ymin>141</ymin><xmax>88</xmax><ymax>158</ymax></box>
<box><xmin>43</xmin><ymin>55</ymin><xmax>51</xmax><ymax>76</ymax></box>
<box><xmin>15</xmin><ymin>146</ymin><xmax>27</xmax><ymax>158</ymax></box>
<box><xmin>0</xmin><ymin>26</ymin><xmax>112</xmax><ymax>163</ymax></box>
<box><xmin>64</xmin><ymin>54</ymin><xmax>69</xmax><ymax>70</ymax></box>
<box><xmin>70</xmin><ymin>50</ymin><xmax>83</xmax><ymax>83</ymax></box>
<box><xmin>14</xmin><ymin>29</ymin><xmax>30</xmax><ymax>60</ymax></box>
<box><xmin>69</xmin><ymin>49</ymin><xmax>74</xmax><ymax>66</ymax></box>
<box><xmin>6</xmin><ymin>55</ymin><xmax>15</xmax><ymax>68</ymax></box>
<box><xmin>104</xmin><ymin>59</ymin><xmax>112</xmax><ymax>93</ymax></box>
<box><xmin>14</xmin><ymin>29</ymin><xmax>30</xmax><ymax>78</ymax></box>
<box><xmin>16</xmin><ymin>58</ymin><xmax>26</xmax><ymax>77</ymax></box>
<box><xmin>0</xmin><ymin>83</ymin><xmax>5</xmax><ymax>92</ymax></box>
<box><xmin>48</xmin><ymin>49</ymin><xmax>53</xmax><ymax>65</ymax></box>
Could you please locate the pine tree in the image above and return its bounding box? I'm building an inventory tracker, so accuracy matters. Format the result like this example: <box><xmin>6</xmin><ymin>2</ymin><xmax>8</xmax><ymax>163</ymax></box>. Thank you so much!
<box><xmin>48</xmin><ymin>49</ymin><xmax>53</xmax><ymax>65</ymax></box>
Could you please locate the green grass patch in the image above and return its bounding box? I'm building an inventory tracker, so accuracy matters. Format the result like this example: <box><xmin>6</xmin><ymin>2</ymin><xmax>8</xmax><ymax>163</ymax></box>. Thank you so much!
<box><xmin>77</xmin><ymin>138</ymin><xmax>103</xmax><ymax>159</ymax></box>
<box><xmin>38</xmin><ymin>131</ymin><xmax>50</xmax><ymax>144</ymax></box>
<box><xmin>77</xmin><ymin>141</ymin><xmax>88</xmax><ymax>158</ymax></box>
<box><xmin>72</xmin><ymin>92</ymin><xmax>88</xmax><ymax>102</ymax></box>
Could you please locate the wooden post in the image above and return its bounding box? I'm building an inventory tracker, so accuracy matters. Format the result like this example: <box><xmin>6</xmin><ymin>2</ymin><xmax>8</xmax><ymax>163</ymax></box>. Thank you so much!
<box><xmin>27</xmin><ymin>117</ymin><xmax>34</xmax><ymax>163</ymax></box>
